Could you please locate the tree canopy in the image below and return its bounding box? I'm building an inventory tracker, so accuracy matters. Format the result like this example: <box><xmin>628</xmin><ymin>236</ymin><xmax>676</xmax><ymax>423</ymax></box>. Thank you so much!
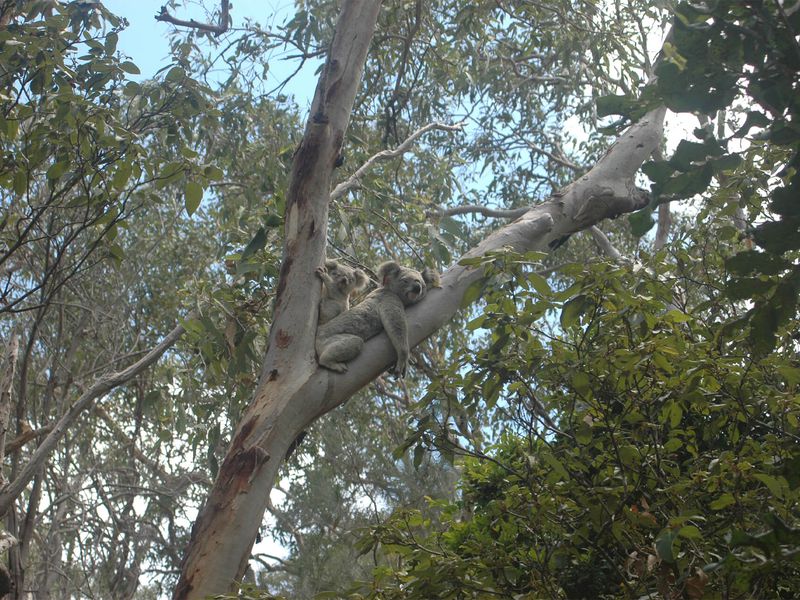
<box><xmin>0</xmin><ymin>0</ymin><xmax>798</xmax><ymax>598</ymax></box>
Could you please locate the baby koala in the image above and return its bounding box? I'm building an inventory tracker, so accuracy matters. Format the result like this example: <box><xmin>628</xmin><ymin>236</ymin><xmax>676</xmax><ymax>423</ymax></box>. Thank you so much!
<box><xmin>316</xmin><ymin>261</ymin><xmax>440</xmax><ymax>378</ymax></box>
<box><xmin>316</xmin><ymin>259</ymin><xmax>368</xmax><ymax>325</ymax></box>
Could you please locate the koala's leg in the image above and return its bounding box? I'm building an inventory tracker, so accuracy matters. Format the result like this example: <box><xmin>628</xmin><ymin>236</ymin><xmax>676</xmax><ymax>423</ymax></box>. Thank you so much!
<box><xmin>317</xmin><ymin>334</ymin><xmax>364</xmax><ymax>373</ymax></box>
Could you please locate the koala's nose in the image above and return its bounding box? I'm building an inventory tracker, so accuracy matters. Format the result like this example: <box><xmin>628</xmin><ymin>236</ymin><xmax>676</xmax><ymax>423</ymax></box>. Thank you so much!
<box><xmin>411</xmin><ymin>283</ymin><xmax>422</xmax><ymax>294</ymax></box>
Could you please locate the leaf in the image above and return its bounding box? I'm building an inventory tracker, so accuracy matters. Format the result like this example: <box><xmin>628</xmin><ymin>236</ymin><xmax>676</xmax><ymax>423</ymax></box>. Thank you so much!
<box><xmin>461</xmin><ymin>279</ymin><xmax>484</xmax><ymax>307</ymax></box>
<box><xmin>726</xmin><ymin>251</ymin><xmax>790</xmax><ymax>276</ymax></box>
<box><xmin>629</xmin><ymin>205</ymin><xmax>656</xmax><ymax>236</ymax></box>
<box><xmin>725</xmin><ymin>277</ymin><xmax>774</xmax><ymax>301</ymax></box>
<box><xmin>596</xmin><ymin>94</ymin><xmax>639</xmax><ymax>118</ymax></box>
<box><xmin>669</xmin><ymin>139</ymin><xmax>724</xmax><ymax>171</ymax></box>
<box><xmin>184</xmin><ymin>181</ymin><xmax>203</xmax><ymax>216</ymax></box>
<box><xmin>710</xmin><ymin>493</ymin><xmax>735</xmax><ymax>510</ymax></box>
<box><xmin>655</xmin><ymin>528</ymin><xmax>677</xmax><ymax>563</ymax></box>
<box><xmin>119</xmin><ymin>61</ymin><xmax>140</xmax><ymax>75</ymax></box>
<box><xmin>203</xmin><ymin>164</ymin><xmax>224</xmax><ymax>180</ymax></box>
<box><xmin>661</xmin><ymin>163</ymin><xmax>714</xmax><ymax>198</ymax></box>
<box><xmin>240</xmin><ymin>227</ymin><xmax>267</xmax><ymax>261</ymax></box>
<box><xmin>527</xmin><ymin>272</ymin><xmax>551</xmax><ymax>295</ymax></box>
<box><xmin>46</xmin><ymin>161</ymin><xmax>68</xmax><ymax>180</ymax></box>
<box><xmin>754</xmin><ymin>218</ymin><xmax>800</xmax><ymax>254</ymax></box>
<box><xmin>413</xmin><ymin>444</ymin><xmax>425</xmax><ymax>469</ymax></box>
<box><xmin>560</xmin><ymin>294</ymin><xmax>587</xmax><ymax>329</ymax></box>
<box><xmin>752</xmin><ymin>473</ymin><xmax>787</xmax><ymax>500</ymax></box>
<box><xmin>165</xmin><ymin>66</ymin><xmax>185</xmax><ymax>82</ymax></box>
<box><xmin>733</xmin><ymin>111</ymin><xmax>770</xmax><ymax>137</ymax></box>
<box><xmin>112</xmin><ymin>162</ymin><xmax>132</xmax><ymax>190</ymax></box>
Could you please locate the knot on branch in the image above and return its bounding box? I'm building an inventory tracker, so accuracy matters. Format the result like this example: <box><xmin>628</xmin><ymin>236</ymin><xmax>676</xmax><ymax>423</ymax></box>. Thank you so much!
<box><xmin>573</xmin><ymin>183</ymin><xmax>652</xmax><ymax>228</ymax></box>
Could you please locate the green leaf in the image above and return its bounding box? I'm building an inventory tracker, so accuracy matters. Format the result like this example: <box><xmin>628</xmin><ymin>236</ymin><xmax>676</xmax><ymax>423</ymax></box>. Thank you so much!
<box><xmin>754</xmin><ymin>218</ymin><xmax>800</xmax><ymax>254</ymax></box>
<box><xmin>413</xmin><ymin>444</ymin><xmax>424</xmax><ymax>469</ymax></box>
<box><xmin>710</xmin><ymin>493</ymin><xmax>735</xmax><ymax>510</ymax></box>
<box><xmin>655</xmin><ymin>529</ymin><xmax>677</xmax><ymax>563</ymax></box>
<box><xmin>560</xmin><ymin>294</ymin><xmax>587</xmax><ymax>329</ymax></box>
<box><xmin>629</xmin><ymin>206</ymin><xmax>656</xmax><ymax>236</ymax></box>
<box><xmin>184</xmin><ymin>181</ymin><xmax>203</xmax><ymax>216</ymax></box>
<box><xmin>112</xmin><ymin>162</ymin><xmax>132</xmax><ymax>190</ymax></box>
<box><xmin>119</xmin><ymin>61</ymin><xmax>140</xmax><ymax>75</ymax></box>
<box><xmin>596</xmin><ymin>94</ymin><xmax>640</xmax><ymax>118</ymax></box>
<box><xmin>726</xmin><ymin>251</ymin><xmax>790</xmax><ymax>276</ymax></box>
<box><xmin>752</xmin><ymin>473</ymin><xmax>787</xmax><ymax>499</ymax></box>
<box><xmin>733</xmin><ymin>111</ymin><xmax>770</xmax><ymax>137</ymax></box>
<box><xmin>461</xmin><ymin>279</ymin><xmax>484</xmax><ymax>308</ymax></box>
<box><xmin>46</xmin><ymin>161</ymin><xmax>68</xmax><ymax>180</ymax></box>
<box><xmin>661</xmin><ymin>163</ymin><xmax>714</xmax><ymax>198</ymax></box>
<box><xmin>669</xmin><ymin>139</ymin><xmax>724</xmax><ymax>171</ymax></box>
<box><xmin>725</xmin><ymin>277</ymin><xmax>774</xmax><ymax>301</ymax></box>
<box><xmin>203</xmin><ymin>165</ymin><xmax>224</xmax><ymax>180</ymax></box>
<box><xmin>240</xmin><ymin>227</ymin><xmax>267</xmax><ymax>261</ymax></box>
<box><xmin>165</xmin><ymin>66</ymin><xmax>185</xmax><ymax>82</ymax></box>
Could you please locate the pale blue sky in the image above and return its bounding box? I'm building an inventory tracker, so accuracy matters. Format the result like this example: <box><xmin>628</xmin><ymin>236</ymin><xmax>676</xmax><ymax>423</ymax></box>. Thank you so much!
<box><xmin>102</xmin><ymin>0</ymin><xmax>317</xmax><ymax>103</ymax></box>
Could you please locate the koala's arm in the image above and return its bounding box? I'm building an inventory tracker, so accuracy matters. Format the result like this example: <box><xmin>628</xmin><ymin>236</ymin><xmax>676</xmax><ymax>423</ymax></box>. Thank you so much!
<box><xmin>377</xmin><ymin>295</ymin><xmax>410</xmax><ymax>377</ymax></box>
<box><xmin>315</xmin><ymin>266</ymin><xmax>334</xmax><ymax>288</ymax></box>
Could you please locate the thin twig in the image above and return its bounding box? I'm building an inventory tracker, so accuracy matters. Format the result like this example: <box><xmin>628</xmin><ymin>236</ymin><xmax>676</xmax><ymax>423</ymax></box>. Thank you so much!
<box><xmin>155</xmin><ymin>0</ymin><xmax>230</xmax><ymax>35</ymax></box>
<box><xmin>330</xmin><ymin>122</ymin><xmax>463</xmax><ymax>201</ymax></box>
<box><xmin>432</xmin><ymin>204</ymin><xmax>528</xmax><ymax>219</ymax></box>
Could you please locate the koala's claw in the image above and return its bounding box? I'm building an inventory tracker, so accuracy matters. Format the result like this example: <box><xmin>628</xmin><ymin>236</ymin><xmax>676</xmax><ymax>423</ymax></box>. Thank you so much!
<box><xmin>315</xmin><ymin>266</ymin><xmax>327</xmax><ymax>278</ymax></box>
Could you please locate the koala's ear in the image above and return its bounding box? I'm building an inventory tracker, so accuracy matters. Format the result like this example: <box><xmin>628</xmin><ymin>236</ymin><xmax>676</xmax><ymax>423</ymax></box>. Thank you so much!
<box><xmin>421</xmin><ymin>267</ymin><xmax>441</xmax><ymax>288</ymax></box>
<box><xmin>377</xmin><ymin>261</ymin><xmax>401</xmax><ymax>285</ymax></box>
<box><xmin>354</xmin><ymin>269</ymin><xmax>368</xmax><ymax>289</ymax></box>
<box><xmin>325</xmin><ymin>259</ymin><xmax>338</xmax><ymax>270</ymax></box>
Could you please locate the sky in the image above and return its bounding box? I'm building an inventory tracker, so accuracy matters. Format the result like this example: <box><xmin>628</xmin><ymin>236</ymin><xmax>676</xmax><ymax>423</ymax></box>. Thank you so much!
<box><xmin>102</xmin><ymin>0</ymin><xmax>317</xmax><ymax>104</ymax></box>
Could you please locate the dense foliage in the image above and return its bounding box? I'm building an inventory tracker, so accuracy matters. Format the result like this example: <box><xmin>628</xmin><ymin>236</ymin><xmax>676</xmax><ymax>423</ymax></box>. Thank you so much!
<box><xmin>354</xmin><ymin>231</ymin><xmax>800</xmax><ymax>599</ymax></box>
<box><xmin>0</xmin><ymin>0</ymin><xmax>798</xmax><ymax>597</ymax></box>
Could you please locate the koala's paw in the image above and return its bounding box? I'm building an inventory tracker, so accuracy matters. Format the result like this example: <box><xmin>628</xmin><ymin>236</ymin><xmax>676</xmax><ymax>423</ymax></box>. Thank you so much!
<box><xmin>321</xmin><ymin>361</ymin><xmax>348</xmax><ymax>373</ymax></box>
<box><xmin>392</xmin><ymin>361</ymin><xmax>408</xmax><ymax>379</ymax></box>
<box><xmin>315</xmin><ymin>266</ymin><xmax>327</xmax><ymax>279</ymax></box>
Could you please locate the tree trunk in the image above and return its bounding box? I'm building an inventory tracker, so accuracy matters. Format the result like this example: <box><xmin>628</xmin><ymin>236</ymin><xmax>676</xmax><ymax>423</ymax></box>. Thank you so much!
<box><xmin>173</xmin><ymin>1</ymin><xmax>384</xmax><ymax>597</ymax></box>
<box><xmin>173</xmin><ymin>2</ymin><xmax>666</xmax><ymax>596</ymax></box>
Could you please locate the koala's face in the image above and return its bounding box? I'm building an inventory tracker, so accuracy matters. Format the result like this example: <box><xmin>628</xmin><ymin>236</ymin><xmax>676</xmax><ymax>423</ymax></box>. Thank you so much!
<box><xmin>386</xmin><ymin>267</ymin><xmax>428</xmax><ymax>306</ymax></box>
<box><xmin>327</xmin><ymin>261</ymin><xmax>366</xmax><ymax>292</ymax></box>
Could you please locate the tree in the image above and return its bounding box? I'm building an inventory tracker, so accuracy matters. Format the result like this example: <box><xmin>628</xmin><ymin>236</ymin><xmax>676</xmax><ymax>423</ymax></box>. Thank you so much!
<box><xmin>173</xmin><ymin>0</ymin><xmax>664</xmax><ymax>596</ymax></box>
<box><xmin>1</xmin><ymin>0</ymin><xmax>797</xmax><ymax>598</ymax></box>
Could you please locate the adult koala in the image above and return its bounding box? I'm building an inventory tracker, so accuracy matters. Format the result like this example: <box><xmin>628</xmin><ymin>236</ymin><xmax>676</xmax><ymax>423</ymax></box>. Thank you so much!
<box><xmin>316</xmin><ymin>261</ymin><xmax>440</xmax><ymax>377</ymax></box>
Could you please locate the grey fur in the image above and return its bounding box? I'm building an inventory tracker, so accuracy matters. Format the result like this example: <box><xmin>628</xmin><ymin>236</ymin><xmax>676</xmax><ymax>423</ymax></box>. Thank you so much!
<box><xmin>316</xmin><ymin>261</ymin><xmax>440</xmax><ymax>377</ymax></box>
<box><xmin>316</xmin><ymin>259</ymin><xmax>368</xmax><ymax>325</ymax></box>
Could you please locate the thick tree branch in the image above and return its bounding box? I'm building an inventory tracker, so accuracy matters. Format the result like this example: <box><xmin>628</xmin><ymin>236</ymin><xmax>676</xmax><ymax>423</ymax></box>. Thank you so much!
<box><xmin>155</xmin><ymin>0</ymin><xmax>230</xmax><ymax>35</ymax></box>
<box><xmin>330</xmin><ymin>122</ymin><xmax>463</xmax><ymax>201</ymax></box>
<box><xmin>0</xmin><ymin>317</ymin><xmax>188</xmax><ymax>516</ymax></box>
<box><xmin>320</xmin><ymin>106</ymin><xmax>666</xmax><ymax>410</ymax></box>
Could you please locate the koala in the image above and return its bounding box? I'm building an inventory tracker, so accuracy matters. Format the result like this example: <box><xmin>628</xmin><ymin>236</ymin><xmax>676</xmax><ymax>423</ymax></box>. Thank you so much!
<box><xmin>316</xmin><ymin>261</ymin><xmax>440</xmax><ymax>377</ymax></box>
<box><xmin>316</xmin><ymin>259</ymin><xmax>368</xmax><ymax>325</ymax></box>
